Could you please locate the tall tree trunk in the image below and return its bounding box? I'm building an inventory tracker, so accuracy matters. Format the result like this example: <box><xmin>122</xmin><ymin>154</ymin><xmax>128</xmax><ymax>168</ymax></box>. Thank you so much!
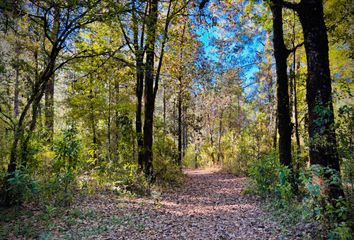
<box><xmin>217</xmin><ymin>111</ymin><xmax>223</xmax><ymax>163</ymax></box>
<box><xmin>14</xmin><ymin>48</ymin><xmax>20</xmax><ymax>119</ymax></box>
<box><xmin>294</xmin><ymin>60</ymin><xmax>301</xmax><ymax>153</ymax></box>
<box><xmin>163</xmin><ymin>81</ymin><xmax>167</xmax><ymax>136</ymax></box>
<box><xmin>271</xmin><ymin>0</ymin><xmax>292</xmax><ymax>167</ymax></box>
<box><xmin>89</xmin><ymin>81</ymin><xmax>98</xmax><ymax>161</ymax></box>
<box><xmin>177</xmin><ymin>80</ymin><xmax>182</xmax><ymax>166</ymax></box>
<box><xmin>177</xmin><ymin>21</ymin><xmax>186</xmax><ymax>166</ymax></box>
<box><xmin>107</xmin><ymin>77</ymin><xmax>112</xmax><ymax>162</ymax></box>
<box><xmin>45</xmin><ymin>75</ymin><xmax>54</xmax><ymax>143</ymax></box>
<box><xmin>182</xmin><ymin>104</ymin><xmax>188</xmax><ymax>157</ymax></box>
<box><xmin>131</xmin><ymin>0</ymin><xmax>146</xmax><ymax>171</ymax></box>
<box><xmin>273</xmin><ymin>114</ymin><xmax>278</xmax><ymax>150</ymax></box>
<box><xmin>44</xmin><ymin>5</ymin><xmax>59</xmax><ymax>144</ymax></box>
<box><xmin>136</xmin><ymin>59</ymin><xmax>144</xmax><ymax>170</ymax></box>
<box><xmin>291</xmin><ymin>11</ymin><xmax>301</xmax><ymax>158</ymax></box>
<box><xmin>295</xmin><ymin>0</ymin><xmax>343</xmax><ymax>198</ymax></box>
<box><xmin>111</xmin><ymin>81</ymin><xmax>120</xmax><ymax>162</ymax></box>
<box><xmin>142</xmin><ymin>0</ymin><xmax>159</xmax><ymax>179</ymax></box>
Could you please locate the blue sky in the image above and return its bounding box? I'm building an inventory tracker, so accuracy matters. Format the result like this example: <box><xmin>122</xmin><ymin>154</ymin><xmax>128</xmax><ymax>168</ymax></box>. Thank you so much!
<box><xmin>191</xmin><ymin>2</ymin><xmax>266</xmax><ymax>98</ymax></box>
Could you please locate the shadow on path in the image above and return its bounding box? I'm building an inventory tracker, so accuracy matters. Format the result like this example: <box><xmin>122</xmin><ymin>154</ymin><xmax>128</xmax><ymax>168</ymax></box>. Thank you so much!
<box><xmin>105</xmin><ymin>168</ymin><xmax>285</xmax><ymax>240</ymax></box>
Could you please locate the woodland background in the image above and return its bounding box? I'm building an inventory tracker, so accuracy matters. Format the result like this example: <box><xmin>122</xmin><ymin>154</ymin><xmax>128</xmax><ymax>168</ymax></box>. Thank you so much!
<box><xmin>0</xmin><ymin>0</ymin><xmax>352</xmax><ymax>239</ymax></box>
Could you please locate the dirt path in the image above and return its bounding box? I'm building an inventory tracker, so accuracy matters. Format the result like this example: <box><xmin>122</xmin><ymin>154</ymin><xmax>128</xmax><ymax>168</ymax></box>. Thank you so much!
<box><xmin>2</xmin><ymin>169</ymin><xmax>298</xmax><ymax>239</ymax></box>
<box><xmin>99</xmin><ymin>168</ymin><xmax>285</xmax><ymax>239</ymax></box>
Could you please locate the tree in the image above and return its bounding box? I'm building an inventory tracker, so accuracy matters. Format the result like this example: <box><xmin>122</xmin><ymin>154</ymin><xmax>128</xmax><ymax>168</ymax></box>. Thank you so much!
<box><xmin>1</xmin><ymin>0</ymin><xmax>116</xmax><ymax>206</ymax></box>
<box><xmin>269</xmin><ymin>0</ymin><xmax>292</xmax><ymax>167</ymax></box>
<box><xmin>282</xmin><ymin>0</ymin><xmax>343</xmax><ymax>198</ymax></box>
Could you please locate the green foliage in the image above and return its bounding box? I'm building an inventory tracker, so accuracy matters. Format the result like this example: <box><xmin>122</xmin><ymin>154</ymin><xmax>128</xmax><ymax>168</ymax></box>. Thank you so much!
<box><xmin>4</xmin><ymin>169</ymin><xmax>39</xmax><ymax>205</ymax></box>
<box><xmin>54</xmin><ymin>126</ymin><xmax>81</xmax><ymax>172</ymax></box>
<box><xmin>45</xmin><ymin>171</ymin><xmax>77</xmax><ymax>206</ymax></box>
<box><xmin>183</xmin><ymin>145</ymin><xmax>198</xmax><ymax>168</ymax></box>
<box><xmin>248</xmin><ymin>152</ymin><xmax>293</xmax><ymax>204</ymax></box>
<box><xmin>336</xmin><ymin>105</ymin><xmax>354</xmax><ymax>195</ymax></box>
<box><xmin>248</xmin><ymin>157</ymin><xmax>353</xmax><ymax>238</ymax></box>
<box><xmin>299</xmin><ymin>165</ymin><xmax>352</xmax><ymax>225</ymax></box>
<box><xmin>221</xmin><ymin>129</ymin><xmax>260</xmax><ymax>175</ymax></box>
<box><xmin>120</xmin><ymin>165</ymin><xmax>150</xmax><ymax>196</ymax></box>
<box><xmin>328</xmin><ymin>222</ymin><xmax>353</xmax><ymax>240</ymax></box>
<box><xmin>153</xmin><ymin>132</ymin><xmax>185</xmax><ymax>187</ymax></box>
<box><xmin>298</xmin><ymin>165</ymin><xmax>353</xmax><ymax>239</ymax></box>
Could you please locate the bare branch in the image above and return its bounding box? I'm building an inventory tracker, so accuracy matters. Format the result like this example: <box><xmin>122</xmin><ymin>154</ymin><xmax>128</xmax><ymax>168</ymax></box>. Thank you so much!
<box><xmin>287</xmin><ymin>42</ymin><xmax>304</xmax><ymax>55</ymax></box>
<box><xmin>54</xmin><ymin>50</ymin><xmax>114</xmax><ymax>72</ymax></box>
<box><xmin>118</xmin><ymin>17</ymin><xmax>136</xmax><ymax>54</ymax></box>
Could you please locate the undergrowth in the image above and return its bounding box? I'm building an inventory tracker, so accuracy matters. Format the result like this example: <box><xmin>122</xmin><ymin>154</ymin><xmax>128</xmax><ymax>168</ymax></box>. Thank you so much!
<box><xmin>245</xmin><ymin>152</ymin><xmax>353</xmax><ymax>240</ymax></box>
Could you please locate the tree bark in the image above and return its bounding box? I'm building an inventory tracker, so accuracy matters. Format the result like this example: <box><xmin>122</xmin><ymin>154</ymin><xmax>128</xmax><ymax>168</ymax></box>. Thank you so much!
<box><xmin>295</xmin><ymin>0</ymin><xmax>343</xmax><ymax>198</ymax></box>
<box><xmin>13</xmin><ymin>48</ymin><xmax>20</xmax><ymax>119</ymax></box>
<box><xmin>136</xmin><ymin>60</ymin><xmax>144</xmax><ymax>169</ymax></box>
<box><xmin>131</xmin><ymin>0</ymin><xmax>145</xmax><ymax>171</ymax></box>
<box><xmin>142</xmin><ymin>0</ymin><xmax>159</xmax><ymax>179</ymax></box>
<box><xmin>45</xmin><ymin>75</ymin><xmax>54</xmax><ymax>143</ymax></box>
<box><xmin>217</xmin><ymin>110</ymin><xmax>223</xmax><ymax>163</ymax></box>
<box><xmin>44</xmin><ymin>5</ymin><xmax>59</xmax><ymax>144</ymax></box>
<box><xmin>111</xmin><ymin>81</ymin><xmax>120</xmax><ymax>162</ymax></box>
<box><xmin>182</xmin><ymin>104</ymin><xmax>188</xmax><ymax>157</ymax></box>
<box><xmin>89</xmin><ymin>76</ymin><xmax>98</xmax><ymax>161</ymax></box>
<box><xmin>107</xmin><ymin>76</ymin><xmax>112</xmax><ymax>162</ymax></box>
<box><xmin>271</xmin><ymin>0</ymin><xmax>292</xmax><ymax>167</ymax></box>
<box><xmin>177</xmin><ymin>80</ymin><xmax>182</xmax><ymax>165</ymax></box>
<box><xmin>294</xmin><ymin>60</ymin><xmax>301</xmax><ymax>153</ymax></box>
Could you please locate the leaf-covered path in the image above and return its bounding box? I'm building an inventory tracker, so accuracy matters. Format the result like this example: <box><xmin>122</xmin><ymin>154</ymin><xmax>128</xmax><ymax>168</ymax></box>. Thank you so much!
<box><xmin>2</xmin><ymin>168</ymin><xmax>305</xmax><ymax>239</ymax></box>
<box><xmin>101</xmin><ymin>169</ymin><xmax>285</xmax><ymax>239</ymax></box>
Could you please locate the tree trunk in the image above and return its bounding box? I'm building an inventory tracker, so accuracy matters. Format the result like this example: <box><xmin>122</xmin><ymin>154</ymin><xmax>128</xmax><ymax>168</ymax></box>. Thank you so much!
<box><xmin>291</xmin><ymin>11</ymin><xmax>301</xmax><ymax>158</ymax></box>
<box><xmin>182</xmin><ymin>104</ymin><xmax>188</xmax><ymax>157</ymax></box>
<box><xmin>89</xmin><ymin>83</ymin><xmax>98</xmax><ymax>161</ymax></box>
<box><xmin>136</xmin><ymin>59</ymin><xmax>144</xmax><ymax>170</ymax></box>
<box><xmin>14</xmin><ymin>50</ymin><xmax>20</xmax><ymax>118</ymax></box>
<box><xmin>163</xmin><ymin>81</ymin><xmax>167</xmax><ymax>136</ymax></box>
<box><xmin>44</xmin><ymin>5</ymin><xmax>59</xmax><ymax>144</ymax></box>
<box><xmin>296</xmin><ymin>0</ymin><xmax>343</xmax><ymax>198</ymax></box>
<box><xmin>271</xmin><ymin>0</ymin><xmax>292</xmax><ymax>167</ymax></box>
<box><xmin>45</xmin><ymin>75</ymin><xmax>54</xmax><ymax>143</ymax></box>
<box><xmin>294</xmin><ymin>60</ymin><xmax>301</xmax><ymax>153</ymax></box>
<box><xmin>177</xmin><ymin>81</ymin><xmax>182</xmax><ymax>166</ymax></box>
<box><xmin>273</xmin><ymin>114</ymin><xmax>278</xmax><ymax>150</ymax></box>
<box><xmin>107</xmin><ymin>77</ymin><xmax>112</xmax><ymax>162</ymax></box>
<box><xmin>217</xmin><ymin>111</ymin><xmax>223</xmax><ymax>163</ymax></box>
<box><xmin>142</xmin><ymin>0</ymin><xmax>158</xmax><ymax>179</ymax></box>
<box><xmin>111</xmin><ymin>81</ymin><xmax>119</xmax><ymax>162</ymax></box>
<box><xmin>132</xmin><ymin>0</ymin><xmax>145</xmax><ymax>171</ymax></box>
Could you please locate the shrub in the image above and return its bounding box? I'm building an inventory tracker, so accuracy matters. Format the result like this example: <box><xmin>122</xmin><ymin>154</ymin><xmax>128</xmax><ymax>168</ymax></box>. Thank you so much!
<box><xmin>248</xmin><ymin>152</ymin><xmax>293</xmax><ymax>204</ymax></box>
<box><xmin>154</xmin><ymin>157</ymin><xmax>184</xmax><ymax>188</ymax></box>
<box><xmin>53</xmin><ymin>127</ymin><xmax>81</xmax><ymax>172</ymax></box>
<box><xmin>4</xmin><ymin>169</ymin><xmax>39</xmax><ymax>205</ymax></box>
<box><xmin>153</xmin><ymin>134</ymin><xmax>184</xmax><ymax>187</ymax></box>
<box><xmin>299</xmin><ymin>165</ymin><xmax>352</xmax><ymax>229</ymax></box>
<box><xmin>120</xmin><ymin>164</ymin><xmax>150</xmax><ymax>196</ymax></box>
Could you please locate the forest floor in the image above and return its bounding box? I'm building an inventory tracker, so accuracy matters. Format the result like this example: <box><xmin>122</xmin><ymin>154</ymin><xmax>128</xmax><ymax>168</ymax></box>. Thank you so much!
<box><xmin>0</xmin><ymin>168</ymin><xmax>320</xmax><ymax>239</ymax></box>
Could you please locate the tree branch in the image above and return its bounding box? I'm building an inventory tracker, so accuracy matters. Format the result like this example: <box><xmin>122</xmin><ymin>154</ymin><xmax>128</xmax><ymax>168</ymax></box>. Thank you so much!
<box><xmin>118</xmin><ymin>17</ymin><xmax>136</xmax><ymax>54</ymax></box>
<box><xmin>54</xmin><ymin>50</ymin><xmax>114</xmax><ymax>72</ymax></box>
<box><xmin>287</xmin><ymin>42</ymin><xmax>304</xmax><ymax>55</ymax></box>
<box><xmin>280</xmin><ymin>0</ymin><xmax>299</xmax><ymax>12</ymax></box>
<box><xmin>0</xmin><ymin>107</ymin><xmax>15</xmax><ymax>129</ymax></box>
<box><xmin>153</xmin><ymin>0</ymin><xmax>173</xmax><ymax>99</ymax></box>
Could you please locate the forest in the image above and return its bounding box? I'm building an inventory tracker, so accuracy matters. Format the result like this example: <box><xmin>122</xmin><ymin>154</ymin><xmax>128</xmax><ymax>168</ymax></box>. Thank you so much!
<box><xmin>0</xmin><ymin>0</ymin><xmax>353</xmax><ymax>239</ymax></box>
